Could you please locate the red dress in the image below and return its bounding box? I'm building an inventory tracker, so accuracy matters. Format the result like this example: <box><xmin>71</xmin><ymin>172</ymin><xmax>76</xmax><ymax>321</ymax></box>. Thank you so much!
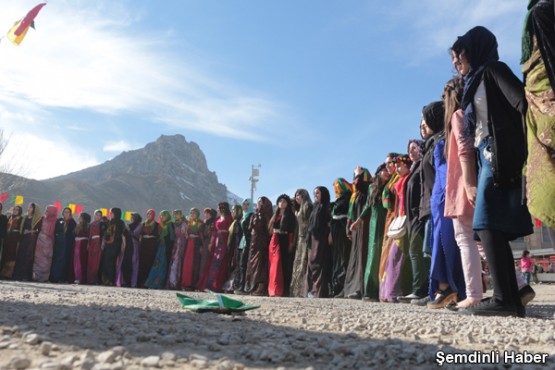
<box><xmin>73</xmin><ymin>227</ymin><xmax>89</xmax><ymax>283</ymax></box>
<box><xmin>181</xmin><ymin>221</ymin><xmax>204</xmax><ymax>289</ymax></box>
<box><xmin>268</xmin><ymin>215</ymin><xmax>284</xmax><ymax>296</ymax></box>
<box><xmin>201</xmin><ymin>216</ymin><xmax>233</xmax><ymax>292</ymax></box>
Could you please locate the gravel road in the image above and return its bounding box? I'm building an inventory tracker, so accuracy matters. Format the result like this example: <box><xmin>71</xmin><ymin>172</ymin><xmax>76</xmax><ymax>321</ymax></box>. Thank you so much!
<box><xmin>1</xmin><ymin>281</ymin><xmax>554</xmax><ymax>369</ymax></box>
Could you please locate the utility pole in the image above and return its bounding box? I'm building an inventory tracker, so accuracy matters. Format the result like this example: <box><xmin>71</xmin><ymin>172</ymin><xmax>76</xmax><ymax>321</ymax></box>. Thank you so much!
<box><xmin>249</xmin><ymin>164</ymin><xmax>261</xmax><ymax>201</ymax></box>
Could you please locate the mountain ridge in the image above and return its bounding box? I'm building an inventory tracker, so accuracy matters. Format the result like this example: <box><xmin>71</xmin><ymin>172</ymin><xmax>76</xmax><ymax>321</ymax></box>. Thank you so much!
<box><xmin>0</xmin><ymin>134</ymin><xmax>242</xmax><ymax>215</ymax></box>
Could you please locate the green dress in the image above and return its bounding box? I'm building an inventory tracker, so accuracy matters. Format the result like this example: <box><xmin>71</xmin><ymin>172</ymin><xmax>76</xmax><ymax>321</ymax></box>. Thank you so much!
<box><xmin>523</xmin><ymin>46</ymin><xmax>555</xmax><ymax>229</ymax></box>
<box><xmin>362</xmin><ymin>184</ymin><xmax>387</xmax><ymax>300</ymax></box>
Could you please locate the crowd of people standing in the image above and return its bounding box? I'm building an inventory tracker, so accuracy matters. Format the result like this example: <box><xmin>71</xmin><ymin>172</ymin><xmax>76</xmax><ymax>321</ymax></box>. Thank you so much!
<box><xmin>0</xmin><ymin>3</ymin><xmax>554</xmax><ymax>318</ymax></box>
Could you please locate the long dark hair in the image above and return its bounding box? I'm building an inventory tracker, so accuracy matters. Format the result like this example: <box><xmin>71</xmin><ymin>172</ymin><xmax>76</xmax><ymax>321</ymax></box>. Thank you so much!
<box><xmin>443</xmin><ymin>77</ymin><xmax>464</xmax><ymax>158</ymax></box>
<box><xmin>269</xmin><ymin>194</ymin><xmax>295</xmax><ymax>233</ymax></box>
<box><xmin>369</xmin><ymin>163</ymin><xmax>389</xmax><ymax>206</ymax></box>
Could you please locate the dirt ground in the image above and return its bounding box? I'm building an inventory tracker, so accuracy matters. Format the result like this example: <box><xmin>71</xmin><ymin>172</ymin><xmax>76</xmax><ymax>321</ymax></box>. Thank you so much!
<box><xmin>1</xmin><ymin>281</ymin><xmax>554</xmax><ymax>369</ymax></box>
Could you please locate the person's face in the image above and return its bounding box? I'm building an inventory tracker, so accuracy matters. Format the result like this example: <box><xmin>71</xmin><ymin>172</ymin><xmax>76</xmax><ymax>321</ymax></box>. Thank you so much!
<box><xmin>63</xmin><ymin>209</ymin><xmax>71</xmax><ymax>219</ymax></box>
<box><xmin>408</xmin><ymin>142</ymin><xmax>421</xmax><ymax>162</ymax></box>
<box><xmin>385</xmin><ymin>157</ymin><xmax>396</xmax><ymax>175</ymax></box>
<box><xmin>28</xmin><ymin>204</ymin><xmax>35</xmax><ymax>215</ymax></box>
<box><xmin>94</xmin><ymin>212</ymin><xmax>102</xmax><ymax>222</ymax></box>
<box><xmin>313</xmin><ymin>188</ymin><xmax>321</xmax><ymax>203</ymax></box>
<box><xmin>257</xmin><ymin>198</ymin><xmax>264</xmax><ymax>210</ymax></box>
<box><xmin>109</xmin><ymin>211</ymin><xmax>115</xmax><ymax>220</ymax></box>
<box><xmin>146</xmin><ymin>210</ymin><xmax>155</xmax><ymax>222</ymax></box>
<box><xmin>13</xmin><ymin>207</ymin><xmax>20</xmax><ymax>216</ymax></box>
<box><xmin>420</xmin><ymin>119</ymin><xmax>434</xmax><ymax>140</ymax></box>
<box><xmin>242</xmin><ymin>201</ymin><xmax>250</xmax><ymax>213</ymax></box>
<box><xmin>161</xmin><ymin>213</ymin><xmax>169</xmax><ymax>222</ymax></box>
<box><xmin>204</xmin><ymin>210</ymin><xmax>212</xmax><ymax>220</ymax></box>
<box><xmin>190</xmin><ymin>210</ymin><xmax>199</xmax><ymax>220</ymax></box>
<box><xmin>379</xmin><ymin>169</ymin><xmax>391</xmax><ymax>182</ymax></box>
<box><xmin>295</xmin><ymin>193</ymin><xmax>303</xmax><ymax>205</ymax></box>
<box><xmin>452</xmin><ymin>50</ymin><xmax>470</xmax><ymax>76</ymax></box>
<box><xmin>278</xmin><ymin>198</ymin><xmax>288</xmax><ymax>210</ymax></box>
<box><xmin>231</xmin><ymin>208</ymin><xmax>237</xmax><ymax>218</ymax></box>
<box><xmin>396</xmin><ymin>163</ymin><xmax>410</xmax><ymax>177</ymax></box>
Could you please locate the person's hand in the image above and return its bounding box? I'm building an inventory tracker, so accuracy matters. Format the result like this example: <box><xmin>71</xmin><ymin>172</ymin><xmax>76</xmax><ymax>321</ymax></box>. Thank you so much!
<box><xmin>349</xmin><ymin>219</ymin><xmax>360</xmax><ymax>232</ymax></box>
<box><xmin>465</xmin><ymin>185</ymin><xmax>477</xmax><ymax>207</ymax></box>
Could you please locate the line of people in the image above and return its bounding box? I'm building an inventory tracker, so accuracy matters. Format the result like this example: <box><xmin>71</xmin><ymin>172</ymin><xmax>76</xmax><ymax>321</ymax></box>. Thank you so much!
<box><xmin>0</xmin><ymin>8</ymin><xmax>553</xmax><ymax>318</ymax></box>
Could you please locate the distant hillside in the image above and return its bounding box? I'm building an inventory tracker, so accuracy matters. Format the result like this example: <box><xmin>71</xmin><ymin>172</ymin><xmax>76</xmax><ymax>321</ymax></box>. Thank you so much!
<box><xmin>0</xmin><ymin>135</ymin><xmax>242</xmax><ymax>215</ymax></box>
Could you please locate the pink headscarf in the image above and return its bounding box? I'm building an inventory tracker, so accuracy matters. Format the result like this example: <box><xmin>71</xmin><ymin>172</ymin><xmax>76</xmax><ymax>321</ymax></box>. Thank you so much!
<box><xmin>41</xmin><ymin>205</ymin><xmax>59</xmax><ymax>237</ymax></box>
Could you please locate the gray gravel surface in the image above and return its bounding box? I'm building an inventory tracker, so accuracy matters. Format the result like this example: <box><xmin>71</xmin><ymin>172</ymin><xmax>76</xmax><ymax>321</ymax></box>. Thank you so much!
<box><xmin>0</xmin><ymin>281</ymin><xmax>554</xmax><ymax>369</ymax></box>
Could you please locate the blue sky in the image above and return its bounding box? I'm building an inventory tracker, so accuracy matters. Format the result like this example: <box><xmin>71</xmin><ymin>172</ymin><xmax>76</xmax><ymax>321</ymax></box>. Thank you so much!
<box><xmin>0</xmin><ymin>0</ymin><xmax>527</xmax><ymax>204</ymax></box>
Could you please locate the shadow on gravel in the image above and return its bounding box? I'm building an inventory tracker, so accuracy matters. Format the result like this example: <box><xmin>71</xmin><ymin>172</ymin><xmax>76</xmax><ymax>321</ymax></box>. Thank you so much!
<box><xmin>1</xmin><ymin>283</ymin><xmax>554</xmax><ymax>369</ymax></box>
<box><xmin>0</xmin><ymin>298</ymin><xmax>462</xmax><ymax>369</ymax></box>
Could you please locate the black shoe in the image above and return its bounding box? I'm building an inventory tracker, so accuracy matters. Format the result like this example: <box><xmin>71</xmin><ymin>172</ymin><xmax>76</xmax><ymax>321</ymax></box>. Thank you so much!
<box><xmin>458</xmin><ymin>298</ymin><xmax>518</xmax><ymax>317</ymax></box>
<box><xmin>411</xmin><ymin>296</ymin><xmax>430</xmax><ymax>306</ymax></box>
<box><xmin>519</xmin><ymin>285</ymin><xmax>536</xmax><ymax>306</ymax></box>
<box><xmin>398</xmin><ymin>293</ymin><xmax>423</xmax><ymax>303</ymax></box>
<box><xmin>427</xmin><ymin>287</ymin><xmax>457</xmax><ymax>309</ymax></box>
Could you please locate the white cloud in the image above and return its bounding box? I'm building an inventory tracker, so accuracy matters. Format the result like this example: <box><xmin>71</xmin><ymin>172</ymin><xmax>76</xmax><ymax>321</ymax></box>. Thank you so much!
<box><xmin>0</xmin><ymin>0</ymin><xmax>288</xmax><ymax>143</ymax></box>
<box><xmin>373</xmin><ymin>0</ymin><xmax>526</xmax><ymax>64</ymax></box>
<box><xmin>103</xmin><ymin>140</ymin><xmax>132</xmax><ymax>153</ymax></box>
<box><xmin>0</xmin><ymin>131</ymin><xmax>99</xmax><ymax>180</ymax></box>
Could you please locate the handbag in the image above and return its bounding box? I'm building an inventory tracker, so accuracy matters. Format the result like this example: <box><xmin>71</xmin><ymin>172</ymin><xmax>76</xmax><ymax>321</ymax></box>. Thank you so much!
<box><xmin>387</xmin><ymin>215</ymin><xmax>407</xmax><ymax>238</ymax></box>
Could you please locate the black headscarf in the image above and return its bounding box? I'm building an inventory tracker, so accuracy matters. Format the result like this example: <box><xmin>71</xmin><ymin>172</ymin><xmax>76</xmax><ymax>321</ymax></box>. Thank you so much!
<box><xmin>457</xmin><ymin>26</ymin><xmax>499</xmax><ymax>143</ymax></box>
<box><xmin>308</xmin><ymin>186</ymin><xmax>331</xmax><ymax>240</ymax></box>
<box><xmin>422</xmin><ymin>101</ymin><xmax>445</xmax><ymax>134</ymax></box>
<box><xmin>522</xmin><ymin>0</ymin><xmax>555</xmax><ymax>91</ymax></box>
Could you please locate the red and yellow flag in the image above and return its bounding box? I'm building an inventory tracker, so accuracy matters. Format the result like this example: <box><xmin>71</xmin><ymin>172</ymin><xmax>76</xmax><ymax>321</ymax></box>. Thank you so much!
<box><xmin>7</xmin><ymin>3</ymin><xmax>47</xmax><ymax>46</ymax></box>
<box><xmin>0</xmin><ymin>193</ymin><xmax>8</xmax><ymax>202</ymax></box>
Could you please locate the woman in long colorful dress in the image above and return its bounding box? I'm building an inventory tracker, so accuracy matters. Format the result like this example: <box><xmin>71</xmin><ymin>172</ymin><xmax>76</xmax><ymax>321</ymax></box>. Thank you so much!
<box><xmin>522</xmin><ymin>0</ymin><xmax>555</xmax><ymax>229</ymax></box>
<box><xmin>380</xmin><ymin>155</ymin><xmax>414</xmax><ymax>303</ymax></box>
<box><xmin>244</xmin><ymin>197</ymin><xmax>273</xmax><ymax>296</ymax></box>
<box><xmin>201</xmin><ymin>203</ymin><xmax>233</xmax><ymax>292</ymax></box>
<box><xmin>138</xmin><ymin>209</ymin><xmax>160</xmax><ymax>287</ymax></box>
<box><xmin>197</xmin><ymin>208</ymin><xmax>217</xmax><ymax>289</ymax></box>
<box><xmin>329</xmin><ymin>179</ymin><xmax>352</xmax><ymax>298</ymax></box>
<box><xmin>377</xmin><ymin>153</ymin><xmax>402</xmax><ymax>298</ymax></box>
<box><xmin>167</xmin><ymin>209</ymin><xmax>187</xmax><ymax>289</ymax></box>
<box><xmin>344</xmin><ymin>166</ymin><xmax>372</xmax><ymax>300</ymax></box>
<box><xmin>0</xmin><ymin>206</ymin><xmax>23</xmax><ymax>278</ymax></box>
<box><xmin>126</xmin><ymin>213</ymin><xmax>142</xmax><ymax>288</ymax></box>
<box><xmin>73</xmin><ymin>213</ymin><xmax>90</xmax><ymax>284</ymax></box>
<box><xmin>233</xmin><ymin>199</ymin><xmax>254</xmax><ymax>294</ymax></box>
<box><xmin>13</xmin><ymin>204</ymin><xmax>42</xmax><ymax>281</ymax></box>
<box><xmin>222</xmin><ymin>205</ymin><xmax>244</xmax><ymax>292</ymax></box>
<box><xmin>32</xmin><ymin>205</ymin><xmax>58</xmax><ymax>282</ymax></box>
<box><xmin>50</xmin><ymin>207</ymin><xmax>76</xmax><ymax>283</ymax></box>
<box><xmin>145</xmin><ymin>210</ymin><xmax>174</xmax><ymax>289</ymax></box>
<box><xmin>357</xmin><ymin>165</ymin><xmax>390</xmax><ymax>301</ymax></box>
<box><xmin>181</xmin><ymin>208</ymin><xmax>204</xmax><ymax>290</ymax></box>
<box><xmin>99</xmin><ymin>208</ymin><xmax>125</xmax><ymax>285</ymax></box>
<box><xmin>306</xmin><ymin>186</ymin><xmax>331</xmax><ymax>298</ymax></box>
<box><xmin>290</xmin><ymin>189</ymin><xmax>313</xmax><ymax>297</ymax></box>
<box><xmin>268</xmin><ymin>195</ymin><xmax>296</xmax><ymax>297</ymax></box>
<box><xmin>86</xmin><ymin>210</ymin><xmax>105</xmax><ymax>285</ymax></box>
